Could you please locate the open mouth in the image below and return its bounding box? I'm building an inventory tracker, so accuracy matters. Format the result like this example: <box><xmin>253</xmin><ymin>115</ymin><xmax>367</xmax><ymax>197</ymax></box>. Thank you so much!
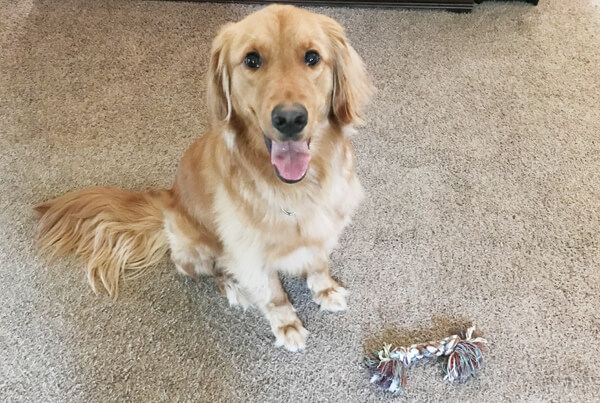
<box><xmin>264</xmin><ymin>135</ymin><xmax>311</xmax><ymax>184</ymax></box>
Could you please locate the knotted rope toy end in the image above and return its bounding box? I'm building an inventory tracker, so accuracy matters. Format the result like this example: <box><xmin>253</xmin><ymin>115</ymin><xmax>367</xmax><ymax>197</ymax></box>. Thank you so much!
<box><xmin>365</xmin><ymin>326</ymin><xmax>487</xmax><ymax>393</ymax></box>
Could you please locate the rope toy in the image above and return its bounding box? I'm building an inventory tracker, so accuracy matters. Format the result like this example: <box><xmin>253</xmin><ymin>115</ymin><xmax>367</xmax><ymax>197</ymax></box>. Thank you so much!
<box><xmin>365</xmin><ymin>326</ymin><xmax>487</xmax><ymax>393</ymax></box>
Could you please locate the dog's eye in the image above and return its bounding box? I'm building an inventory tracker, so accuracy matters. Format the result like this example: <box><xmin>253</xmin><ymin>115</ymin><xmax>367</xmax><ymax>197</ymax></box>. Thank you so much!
<box><xmin>243</xmin><ymin>52</ymin><xmax>262</xmax><ymax>69</ymax></box>
<box><xmin>304</xmin><ymin>50</ymin><xmax>320</xmax><ymax>66</ymax></box>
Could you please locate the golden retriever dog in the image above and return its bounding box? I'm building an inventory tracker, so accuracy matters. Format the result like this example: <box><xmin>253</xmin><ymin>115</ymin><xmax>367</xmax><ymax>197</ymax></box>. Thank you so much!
<box><xmin>35</xmin><ymin>4</ymin><xmax>373</xmax><ymax>351</ymax></box>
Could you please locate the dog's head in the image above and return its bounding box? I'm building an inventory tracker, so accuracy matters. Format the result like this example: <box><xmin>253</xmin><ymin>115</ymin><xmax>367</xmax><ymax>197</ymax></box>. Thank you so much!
<box><xmin>208</xmin><ymin>5</ymin><xmax>373</xmax><ymax>184</ymax></box>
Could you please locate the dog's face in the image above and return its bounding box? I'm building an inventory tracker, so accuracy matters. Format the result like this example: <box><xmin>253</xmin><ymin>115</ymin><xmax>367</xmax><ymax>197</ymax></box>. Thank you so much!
<box><xmin>208</xmin><ymin>5</ymin><xmax>373</xmax><ymax>183</ymax></box>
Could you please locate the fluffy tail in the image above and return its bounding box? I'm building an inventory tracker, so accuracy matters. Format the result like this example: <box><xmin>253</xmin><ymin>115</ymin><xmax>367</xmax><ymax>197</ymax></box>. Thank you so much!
<box><xmin>34</xmin><ymin>187</ymin><xmax>171</xmax><ymax>298</ymax></box>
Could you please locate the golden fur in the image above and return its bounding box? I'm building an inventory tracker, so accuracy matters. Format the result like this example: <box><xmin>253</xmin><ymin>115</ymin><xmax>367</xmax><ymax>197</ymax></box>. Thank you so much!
<box><xmin>35</xmin><ymin>5</ymin><xmax>373</xmax><ymax>351</ymax></box>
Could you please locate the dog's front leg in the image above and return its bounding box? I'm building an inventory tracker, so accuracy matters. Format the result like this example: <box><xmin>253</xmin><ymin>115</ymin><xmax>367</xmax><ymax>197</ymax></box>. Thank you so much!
<box><xmin>306</xmin><ymin>257</ymin><xmax>348</xmax><ymax>312</ymax></box>
<box><xmin>226</xmin><ymin>263</ymin><xmax>308</xmax><ymax>352</ymax></box>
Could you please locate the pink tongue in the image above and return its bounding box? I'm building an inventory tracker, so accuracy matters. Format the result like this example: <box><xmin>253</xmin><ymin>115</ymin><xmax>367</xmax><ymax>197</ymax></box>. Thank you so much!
<box><xmin>270</xmin><ymin>139</ymin><xmax>311</xmax><ymax>181</ymax></box>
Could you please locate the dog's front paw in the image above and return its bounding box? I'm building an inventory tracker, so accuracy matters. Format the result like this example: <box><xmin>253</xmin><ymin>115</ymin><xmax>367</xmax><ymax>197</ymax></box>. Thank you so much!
<box><xmin>313</xmin><ymin>285</ymin><xmax>348</xmax><ymax>312</ymax></box>
<box><xmin>273</xmin><ymin>321</ymin><xmax>309</xmax><ymax>352</ymax></box>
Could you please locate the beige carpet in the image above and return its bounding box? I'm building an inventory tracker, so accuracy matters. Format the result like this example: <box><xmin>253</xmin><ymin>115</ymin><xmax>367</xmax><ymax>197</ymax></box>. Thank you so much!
<box><xmin>2</xmin><ymin>0</ymin><xmax>600</xmax><ymax>401</ymax></box>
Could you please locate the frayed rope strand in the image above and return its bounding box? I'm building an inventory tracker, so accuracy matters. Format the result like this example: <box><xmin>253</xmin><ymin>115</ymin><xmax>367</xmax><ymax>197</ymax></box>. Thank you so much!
<box><xmin>365</xmin><ymin>326</ymin><xmax>487</xmax><ymax>393</ymax></box>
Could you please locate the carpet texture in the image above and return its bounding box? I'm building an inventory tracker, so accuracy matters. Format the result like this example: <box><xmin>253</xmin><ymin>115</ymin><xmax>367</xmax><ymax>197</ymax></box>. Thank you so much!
<box><xmin>1</xmin><ymin>0</ymin><xmax>599</xmax><ymax>401</ymax></box>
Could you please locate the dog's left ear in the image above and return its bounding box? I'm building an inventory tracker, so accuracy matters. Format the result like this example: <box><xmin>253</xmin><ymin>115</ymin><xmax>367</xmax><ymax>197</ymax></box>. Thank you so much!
<box><xmin>207</xmin><ymin>23</ymin><xmax>234</xmax><ymax>125</ymax></box>
<box><xmin>324</xmin><ymin>17</ymin><xmax>375</xmax><ymax>127</ymax></box>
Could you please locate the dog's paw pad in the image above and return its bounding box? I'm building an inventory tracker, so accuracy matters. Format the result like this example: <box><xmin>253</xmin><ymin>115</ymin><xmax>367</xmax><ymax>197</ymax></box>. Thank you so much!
<box><xmin>274</xmin><ymin>322</ymin><xmax>309</xmax><ymax>352</ymax></box>
<box><xmin>313</xmin><ymin>286</ymin><xmax>348</xmax><ymax>312</ymax></box>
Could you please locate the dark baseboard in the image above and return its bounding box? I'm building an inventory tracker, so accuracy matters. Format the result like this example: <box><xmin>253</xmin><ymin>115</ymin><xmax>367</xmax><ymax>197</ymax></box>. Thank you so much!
<box><xmin>476</xmin><ymin>0</ymin><xmax>537</xmax><ymax>4</ymax></box>
<box><xmin>194</xmin><ymin>0</ymin><xmax>475</xmax><ymax>10</ymax></box>
<box><xmin>184</xmin><ymin>1</ymin><xmax>538</xmax><ymax>11</ymax></box>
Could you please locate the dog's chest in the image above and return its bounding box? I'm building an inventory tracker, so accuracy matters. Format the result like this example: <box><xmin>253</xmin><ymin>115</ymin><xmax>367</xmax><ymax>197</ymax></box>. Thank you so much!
<box><xmin>265</xmin><ymin>171</ymin><xmax>363</xmax><ymax>268</ymax></box>
<box><xmin>214</xmin><ymin>167</ymin><xmax>363</xmax><ymax>272</ymax></box>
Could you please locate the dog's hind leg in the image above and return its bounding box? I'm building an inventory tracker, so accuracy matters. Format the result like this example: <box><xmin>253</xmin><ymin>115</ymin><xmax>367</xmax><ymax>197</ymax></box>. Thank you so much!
<box><xmin>163</xmin><ymin>209</ymin><xmax>219</xmax><ymax>279</ymax></box>
<box><xmin>214</xmin><ymin>269</ymin><xmax>251</xmax><ymax>309</ymax></box>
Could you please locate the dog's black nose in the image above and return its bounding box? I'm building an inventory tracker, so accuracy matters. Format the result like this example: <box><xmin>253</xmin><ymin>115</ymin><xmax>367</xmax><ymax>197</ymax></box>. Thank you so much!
<box><xmin>271</xmin><ymin>103</ymin><xmax>308</xmax><ymax>137</ymax></box>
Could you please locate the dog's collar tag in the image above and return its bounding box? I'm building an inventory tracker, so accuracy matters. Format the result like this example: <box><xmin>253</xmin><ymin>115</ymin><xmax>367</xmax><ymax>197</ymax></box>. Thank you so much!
<box><xmin>280</xmin><ymin>207</ymin><xmax>295</xmax><ymax>216</ymax></box>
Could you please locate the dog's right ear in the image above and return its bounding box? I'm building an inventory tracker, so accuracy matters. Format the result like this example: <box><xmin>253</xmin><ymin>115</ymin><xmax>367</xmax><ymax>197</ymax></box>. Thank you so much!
<box><xmin>208</xmin><ymin>23</ymin><xmax>234</xmax><ymax>124</ymax></box>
